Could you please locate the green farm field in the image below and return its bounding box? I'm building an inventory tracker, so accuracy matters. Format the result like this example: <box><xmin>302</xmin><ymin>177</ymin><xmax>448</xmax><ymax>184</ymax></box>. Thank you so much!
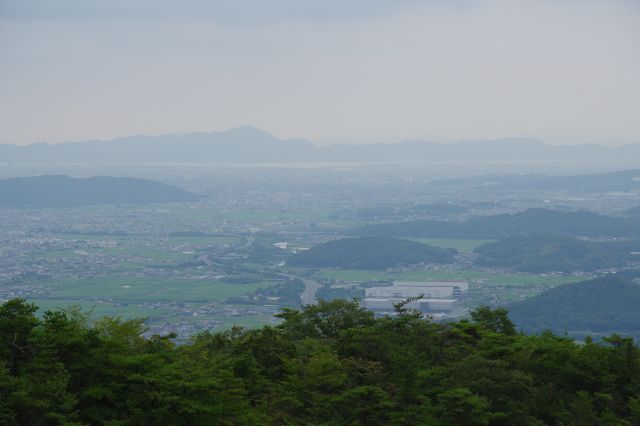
<box><xmin>27</xmin><ymin>298</ymin><xmax>172</xmax><ymax>320</ymax></box>
<box><xmin>34</xmin><ymin>276</ymin><xmax>278</xmax><ymax>302</ymax></box>
<box><xmin>25</xmin><ymin>298</ymin><xmax>283</xmax><ymax>332</ymax></box>
<box><xmin>314</xmin><ymin>269</ymin><xmax>589</xmax><ymax>287</ymax></box>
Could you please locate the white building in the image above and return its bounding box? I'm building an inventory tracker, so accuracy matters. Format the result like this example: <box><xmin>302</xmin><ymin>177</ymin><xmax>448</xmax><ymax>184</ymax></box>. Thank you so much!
<box><xmin>365</xmin><ymin>281</ymin><xmax>468</xmax><ymax>299</ymax></box>
<box><xmin>363</xmin><ymin>281</ymin><xmax>468</xmax><ymax>313</ymax></box>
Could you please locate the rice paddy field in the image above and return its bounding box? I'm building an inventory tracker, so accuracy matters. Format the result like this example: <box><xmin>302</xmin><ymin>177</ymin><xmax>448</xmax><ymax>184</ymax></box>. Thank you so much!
<box><xmin>34</xmin><ymin>276</ymin><xmax>272</xmax><ymax>302</ymax></box>
<box><xmin>314</xmin><ymin>269</ymin><xmax>589</xmax><ymax>287</ymax></box>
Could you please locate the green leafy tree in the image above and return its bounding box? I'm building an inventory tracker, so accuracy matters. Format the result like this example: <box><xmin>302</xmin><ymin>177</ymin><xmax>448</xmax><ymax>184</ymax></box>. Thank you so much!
<box><xmin>0</xmin><ymin>298</ymin><xmax>638</xmax><ymax>424</ymax></box>
<box><xmin>434</xmin><ymin>387</ymin><xmax>492</xmax><ymax>425</ymax></box>
<box><xmin>471</xmin><ymin>306</ymin><xmax>517</xmax><ymax>335</ymax></box>
<box><xmin>0</xmin><ymin>299</ymin><xmax>39</xmax><ymax>373</ymax></box>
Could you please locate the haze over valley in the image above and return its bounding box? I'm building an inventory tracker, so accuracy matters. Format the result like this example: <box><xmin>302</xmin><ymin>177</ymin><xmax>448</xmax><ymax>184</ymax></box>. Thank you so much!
<box><xmin>2</xmin><ymin>157</ymin><xmax>639</xmax><ymax>339</ymax></box>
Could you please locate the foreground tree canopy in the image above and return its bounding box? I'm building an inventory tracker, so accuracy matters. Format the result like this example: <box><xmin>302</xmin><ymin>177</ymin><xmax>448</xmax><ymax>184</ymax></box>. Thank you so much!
<box><xmin>1</xmin><ymin>299</ymin><xmax>640</xmax><ymax>425</ymax></box>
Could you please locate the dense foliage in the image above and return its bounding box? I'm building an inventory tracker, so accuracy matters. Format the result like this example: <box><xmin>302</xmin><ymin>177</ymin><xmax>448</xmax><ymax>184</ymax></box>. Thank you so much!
<box><xmin>2</xmin><ymin>298</ymin><xmax>640</xmax><ymax>425</ymax></box>
<box><xmin>509</xmin><ymin>276</ymin><xmax>640</xmax><ymax>337</ymax></box>
<box><xmin>315</xmin><ymin>282</ymin><xmax>366</xmax><ymax>301</ymax></box>
<box><xmin>473</xmin><ymin>236</ymin><xmax>640</xmax><ymax>273</ymax></box>
<box><xmin>287</xmin><ymin>236</ymin><xmax>457</xmax><ymax>269</ymax></box>
<box><xmin>351</xmin><ymin>208</ymin><xmax>640</xmax><ymax>239</ymax></box>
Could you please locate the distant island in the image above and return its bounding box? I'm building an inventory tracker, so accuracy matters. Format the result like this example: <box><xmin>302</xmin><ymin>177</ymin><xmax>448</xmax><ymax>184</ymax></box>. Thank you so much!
<box><xmin>1</xmin><ymin>125</ymin><xmax>639</xmax><ymax>163</ymax></box>
<box><xmin>0</xmin><ymin>175</ymin><xmax>198</xmax><ymax>207</ymax></box>
<box><xmin>287</xmin><ymin>236</ymin><xmax>457</xmax><ymax>269</ymax></box>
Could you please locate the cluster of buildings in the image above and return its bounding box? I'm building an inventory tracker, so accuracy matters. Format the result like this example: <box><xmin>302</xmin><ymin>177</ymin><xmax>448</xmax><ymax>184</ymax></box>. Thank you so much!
<box><xmin>363</xmin><ymin>280</ymin><xmax>468</xmax><ymax>315</ymax></box>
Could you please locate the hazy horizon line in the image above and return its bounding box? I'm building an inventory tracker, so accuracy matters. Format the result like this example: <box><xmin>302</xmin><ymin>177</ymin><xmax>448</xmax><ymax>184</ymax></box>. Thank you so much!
<box><xmin>2</xmin><ymin>125</ymin><xmax>638</xmax><ymax>148</ymax></box>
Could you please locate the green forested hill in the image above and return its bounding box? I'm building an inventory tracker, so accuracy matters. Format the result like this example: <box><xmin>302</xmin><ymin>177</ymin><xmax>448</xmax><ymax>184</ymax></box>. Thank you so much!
<box><xmin>287</xmin><ymin>236</ymin><xmax>457</xmax><ymax>269</ymax></box>
<box><xmin>0</xmin><ymin>175</ymin><xmax>198</xmax><ymax>207</ymax></box>
<box><xmin>473</xmin><ymin>236</ymin><xmax>640</xmax><ymax>273</ymax></box>
<box><xmin>509</xmin><ymin>276</ymin><xmax>640</xmax><ymax>335</ymax></box>
<box><xmin>2</xmin><ymin>298</ymin><xmax>640</xmax><ymax>425</ymax></box>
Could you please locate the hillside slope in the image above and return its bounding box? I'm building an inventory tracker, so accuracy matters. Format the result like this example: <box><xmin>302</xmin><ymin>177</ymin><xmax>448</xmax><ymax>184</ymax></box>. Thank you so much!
<box><xmin>352</xmin><ymin>208</ymin><xmax>640</xmax><ymax>239</ymax></box>
<box><xmin>509</xmin><ymin>276</ymin><xmax>640</xmax><ymax>334</ymax></box>
<box><xmin>287</xmin><ymin>236</ymin><xmax>457</xmax><ymax>269</ymax></box>
<box><xmin>474</xmin><ymin>236</ymin><xmax>640</xmax><ymax>273</ymax></box>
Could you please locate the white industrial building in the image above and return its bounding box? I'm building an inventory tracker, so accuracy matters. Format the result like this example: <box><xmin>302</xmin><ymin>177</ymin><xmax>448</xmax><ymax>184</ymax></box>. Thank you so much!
<box><xmin>363</xmin><ymin>281</ymin><xmax>468</xmax><ymax>313</ymax></box>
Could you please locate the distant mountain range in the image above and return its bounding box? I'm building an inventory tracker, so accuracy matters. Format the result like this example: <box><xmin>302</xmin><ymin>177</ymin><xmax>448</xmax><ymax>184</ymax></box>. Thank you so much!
<box><xmin>1</xmin><ymin>126</ymin><xmax>639</xmax><ymax>163</ymax></box>
<box><xmin>0</xmin><ymin>175</ymin><xmax>198</xmax><ymax>207</ymax></box>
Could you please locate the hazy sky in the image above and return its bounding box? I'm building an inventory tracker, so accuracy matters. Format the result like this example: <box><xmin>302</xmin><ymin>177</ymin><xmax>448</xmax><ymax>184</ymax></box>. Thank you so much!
<box><xmin>1</xmin><ymin>0</ymin><xmax>639</xmax><ymax>146</ymax></box>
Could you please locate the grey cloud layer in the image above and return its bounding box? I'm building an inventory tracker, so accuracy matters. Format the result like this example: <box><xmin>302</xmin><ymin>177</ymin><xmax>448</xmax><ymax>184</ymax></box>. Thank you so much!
<box><xmin>0</xmin><ymin>0</ymin><xmax>426</xmax><ymax>22</ymax></box>
<box><xmin>0</xmin><ymin>0</ymin><xmax>638</xmax><ymax>145</ymax></box>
